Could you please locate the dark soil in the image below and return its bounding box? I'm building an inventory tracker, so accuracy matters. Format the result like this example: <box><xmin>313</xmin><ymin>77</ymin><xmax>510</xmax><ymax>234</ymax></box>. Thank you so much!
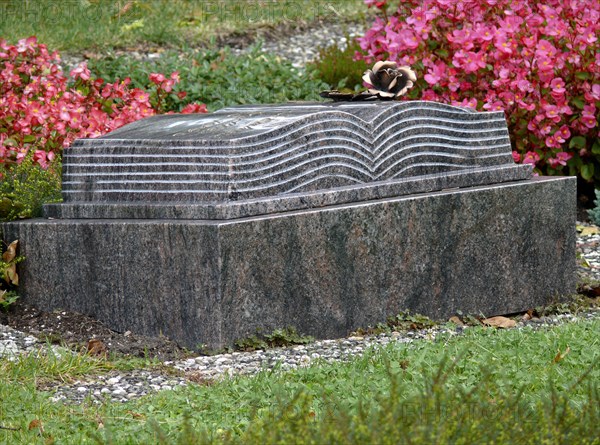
<box><xmin>0</xmin><ymin>299</ymin><xmax>189</xmax><ymax>361</ymax></box>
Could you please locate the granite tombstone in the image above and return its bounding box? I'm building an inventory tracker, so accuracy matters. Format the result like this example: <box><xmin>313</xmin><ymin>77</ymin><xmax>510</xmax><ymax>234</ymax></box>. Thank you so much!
<box><xmin>2</xmin><ymin>101</ymin><xmax>575</xmax><ymax>349</ymax></box>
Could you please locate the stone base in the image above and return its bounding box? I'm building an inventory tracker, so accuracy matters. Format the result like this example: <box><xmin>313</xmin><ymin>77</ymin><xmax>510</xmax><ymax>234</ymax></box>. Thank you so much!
<box><xmin>2</xmin><ymin>177</ymin><xmax>576</xmax><ymax>349</ymax></box>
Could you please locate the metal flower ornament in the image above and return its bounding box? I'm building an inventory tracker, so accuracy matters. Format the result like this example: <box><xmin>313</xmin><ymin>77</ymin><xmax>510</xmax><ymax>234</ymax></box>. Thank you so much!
<box><xmin>320</xmin><ymin>61</ymin><xmax>417</xmax><ymax>101</ymax></box>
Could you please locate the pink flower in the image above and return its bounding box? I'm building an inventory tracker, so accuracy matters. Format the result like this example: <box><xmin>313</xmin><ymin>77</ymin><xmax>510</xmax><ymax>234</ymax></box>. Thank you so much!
<box><xmin>463</xmin><ymin>51</ymin><xmax>486</xmax><ymax>73</ymax></box>
<box><xmin>535</xmin><ymin>39</ymin><xmax>557</xmax><ymax>58</ymax></box>
<box><xmin>365</xmin><ymin>0</ymin><xmax>387</xmax><ymax>9</ymax></box>
<box><xmin>70</xmin><ymin>62</ymin><xmax>91</xmax><ymax>81</ymax></box>
<box><xmin>16</xmin><ymin>36</ymin><xmax>37</xmax><ymax>53</ymax></box>
<box><xmin>557</xmin><ymin>125</ymin><xmax>571</xmax><ymax>141</ymax></box>
<box><xmin>547</xmin><ymin>152</ymin><xmax>572</xmax><ymax>168</ymax></box>
<box><xmin>397</xmin><ymin>29</ymin><xmax>420</xmax><ymax>50</ymax></box>
<box><xmin>542</xmin><ymin>104</ymin><xmax>561</xmax><ymax>122</ymax></box>
<box><xmin>181</xmin><ymin>103</ymin><xmax>208</xmax><ymax>114</ymax></box>
<box><xmin>149</xmin><ymin>73</ymin><xmax>166</xmax><ymax>85</ymax></box>
<box><xmin>494</xmin><ymin>35</ymin><xmax>514</xmax><ymax>54</ymax></box>
<box><xmin>483</xmin><ymin>101</ymin><xmax>504</xmax><ymax>111</ymax></box>
<box><xmin>550</xmin><ymin>78</ymin><xmax>565</xmax><ymax>94</ymax></box>
<box><xmin>0</xmin><ymin>36</ymin><xmax>206</xmax><ymax>169</ymax></box>
<box><xmin>523</xmin><ymin>151</ymin><xmax>540</xmax><ymax>165</ymax></box>
<box><xmin>424</xmin><ymin>61</ymin><xmax>446</xmax><ymax>85</ymax></box>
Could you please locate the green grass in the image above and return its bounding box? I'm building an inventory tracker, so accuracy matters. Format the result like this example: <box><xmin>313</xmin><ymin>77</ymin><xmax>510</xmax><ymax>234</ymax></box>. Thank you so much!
<box><xmin>0</xmin><ymin>317</ymin><xmax>598</xmax><ymax>444</ymax></box>
<box><xmin>0</xmin><ymin>0</ymin><xmax>367</xmax><ymax>53</ymax></box>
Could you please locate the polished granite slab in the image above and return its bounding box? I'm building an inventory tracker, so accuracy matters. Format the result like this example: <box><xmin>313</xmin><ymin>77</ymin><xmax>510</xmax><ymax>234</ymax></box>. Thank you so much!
<box><xmin>2</xmin><ymin>101</ymin><xmax>575</xmax><ymax>349</ymax></box>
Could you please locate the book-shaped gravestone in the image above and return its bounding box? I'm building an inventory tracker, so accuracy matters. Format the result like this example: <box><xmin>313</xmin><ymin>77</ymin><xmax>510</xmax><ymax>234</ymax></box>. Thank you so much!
<box><xmin>46</xmin><ymin>101</ymin><xmax>532</xmax><ymax>219</ymax></box>
<box><xmin>6</xmin><ymin>101</ymin><xmax>574</xmax><ymax>350</ymax></box>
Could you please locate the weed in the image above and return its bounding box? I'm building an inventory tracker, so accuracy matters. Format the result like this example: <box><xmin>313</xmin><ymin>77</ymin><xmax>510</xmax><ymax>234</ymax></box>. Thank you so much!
<box><xmin>308</xmin><ymin>36</ymin><xmax>369</xmax><ymax>90</ymax></box>
<box><xmin>354</xmin><ymin>310</ymin><xmax>438</xmax><ymax>336</ymax></box>
<box><xmin>234</xmin><ymin>327</ymin><xmax>314</xmax><ymax>352</ymax></box>
<box><xmin>0</xmin><ymin>152</ymin><xmax>62</xmax><ymax>222</ymax></box>
<box><xmin>588</xmin><ymin>189</ymin><xmax>600</xmax><ymax>226</ymax></box>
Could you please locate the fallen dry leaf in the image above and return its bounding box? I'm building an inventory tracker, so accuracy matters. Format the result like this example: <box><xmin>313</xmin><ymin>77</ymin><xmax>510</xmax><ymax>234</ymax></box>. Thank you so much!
<box><xmin>4</xmin><ymin>263</ymin><xmax>18</xmax><ymax>285</ymax></box>
<box><xmin>185</xmin><ymin>371</ymin><xmax>216</xmax><ymax>386</ymax></box>
<box><xmin>580</xmin><ymin>226</ymin><xmax>600</xmax><ymax>236</ymax></box>
<box><xmin>553</xmin><ymin>346</ymin><xmax>571</xmax><ymax>363</ymax></box>
<box><xmin>115</xmin><ymin>1</ymin><xmax>133</xmax><ymax>17</ymax></box>
<box><xmin>448</xmin><ymin>315</ymin><xmax>465</xmax><ymax>326</ymax></box>
<box><xmin>28</xmin><ymin>419</ymin><xmax>44</xmax><ymax>433</ymax></box>
<box><xmin>126</xmin><ymin>410</ymin><xmax>146</xmax><ymax>420</ymax></box>
<box><xmin>580</xmin><ymin>283</ymin><xmax>600</xmax><ymax>298</ymax></box>
<box><xmin>87</xmin><ymin>339</ymin><xmax>108</xmax><ymax>357</ymax></box>
<box><xmin>2</xmin><ymin>240</ymin><xmax>18</xmax><ymax>262</ymax></box>
<box><xmin>482</xmin><ymin>316</ymin><xmax>517</xmax><ymax>328</ymax></box>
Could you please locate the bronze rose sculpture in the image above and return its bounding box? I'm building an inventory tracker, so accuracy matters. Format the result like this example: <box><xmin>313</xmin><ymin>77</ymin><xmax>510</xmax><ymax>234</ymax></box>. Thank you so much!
<box><xmin>320</xmin><ymin>61</ymin><xmax>417</xmax><ymax>101</ymax></box>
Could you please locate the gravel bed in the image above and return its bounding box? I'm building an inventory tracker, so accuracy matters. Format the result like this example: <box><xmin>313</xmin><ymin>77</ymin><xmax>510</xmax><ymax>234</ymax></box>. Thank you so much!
<box><xmin>170</xmin><ymin>310</ymin><xmax>600</xmax><ymax>380</ymax></box>
<box><xmin>43</xmin><ymin>371</ymin><xmax>188</xmax><ymax>405</ymax></box>
<box><xmin>2</xmin><ymin>307</ymin><xmax>598</xmax><ymax>405</ymax></box>
<box><xmin>576</xmin><ymin>222</ymin><xmax>600</xmax><ymax>282</ymax></box>
<box><xmin>61</xmin><ymin>21</ymin><xmax>366</xmax><ymax>71</ymax></box>
<box><xmin>231</xmin><ymin>22</ymin><xmax>366</xmax><ymax>67</ymax></box>
<box><xmin>0</xmin><ymin>324</ymin><xmax>40</xmax><ymax>358</ymax></box>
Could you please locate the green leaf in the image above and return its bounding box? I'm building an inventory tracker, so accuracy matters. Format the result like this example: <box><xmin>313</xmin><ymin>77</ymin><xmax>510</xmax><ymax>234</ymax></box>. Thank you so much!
<box><xmin>592</xmin><ymin>141</ymin><xmax>600</xmax><ymax>155</ymax></box>
<box><xmin>581</xmin><ymin>163</ymin><xmax>594</xmax><ymax>181</ymax></box>
<box><xmin>427</xmin><ymin>40</ymin><xmax>439</xmax><ymax>50</ymax></box>
<box><xmin>572</xmin><ymin>97</ymin><xmax>585</xmax><ymax>110</ymax></box>
<box><xmin>575</xmin><ymin>72</ymin><xmax>591</xmax><ymax>80</ymax></box>
<box><xmin>569</xmin><ymin>136</ymin><xmax>587</xmax><ymax>149</ymax></box>
<box><xmin>22</xmin><ymin>135</ymin><xmax>37</xmax><ymax>143</ymax></box>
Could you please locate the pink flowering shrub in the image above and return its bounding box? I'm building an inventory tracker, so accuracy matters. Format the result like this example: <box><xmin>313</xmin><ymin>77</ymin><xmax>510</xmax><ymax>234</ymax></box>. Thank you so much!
<box><xmin>0</xmin><ymin>36</ymin><xmax>207</xmax><ymax>170</ymax></box>
<box><xmin>358</xmin><ymin>0</ymin><xmax>599</xmax><ymax>182</ymax></box>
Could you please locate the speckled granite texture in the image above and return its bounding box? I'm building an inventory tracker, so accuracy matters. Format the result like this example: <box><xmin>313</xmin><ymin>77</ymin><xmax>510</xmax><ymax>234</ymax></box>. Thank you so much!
<box><xmin>3</xmin><ymin>177</ymin><xmax>576</xmax><ymax>349</ymax></box>
<box><xmin>45</xmin><ymin>164</ymin><xmax>532</xmax><ymax>220</ymax></box>
<box><xmin>2</xmin><ymin>101</ymin><xmax>576</xmax><ymax>348</ymax></box>
<box><xmin>59</xmin><ymin>101</ymin><xmax>521</xmax><ymax>206</ymax></box>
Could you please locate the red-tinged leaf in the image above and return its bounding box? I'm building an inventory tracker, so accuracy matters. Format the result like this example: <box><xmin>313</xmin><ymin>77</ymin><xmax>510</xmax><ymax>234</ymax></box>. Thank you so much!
<box><xmin>482</xmin><ymin>316</ymin><xmax>516</xmax><ymax>329</ymax></box>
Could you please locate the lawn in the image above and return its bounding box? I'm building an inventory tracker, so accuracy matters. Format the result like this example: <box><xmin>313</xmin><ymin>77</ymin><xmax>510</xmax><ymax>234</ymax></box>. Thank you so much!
<box><xmin>0</xmin><ymin>0</ymin><xmax>367</xmax><ymax>53</ymax></box>
<box><xmin>0</xmin><ymin>316</ymin><xmax>598</xmax><ymax>444</ymax></box>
